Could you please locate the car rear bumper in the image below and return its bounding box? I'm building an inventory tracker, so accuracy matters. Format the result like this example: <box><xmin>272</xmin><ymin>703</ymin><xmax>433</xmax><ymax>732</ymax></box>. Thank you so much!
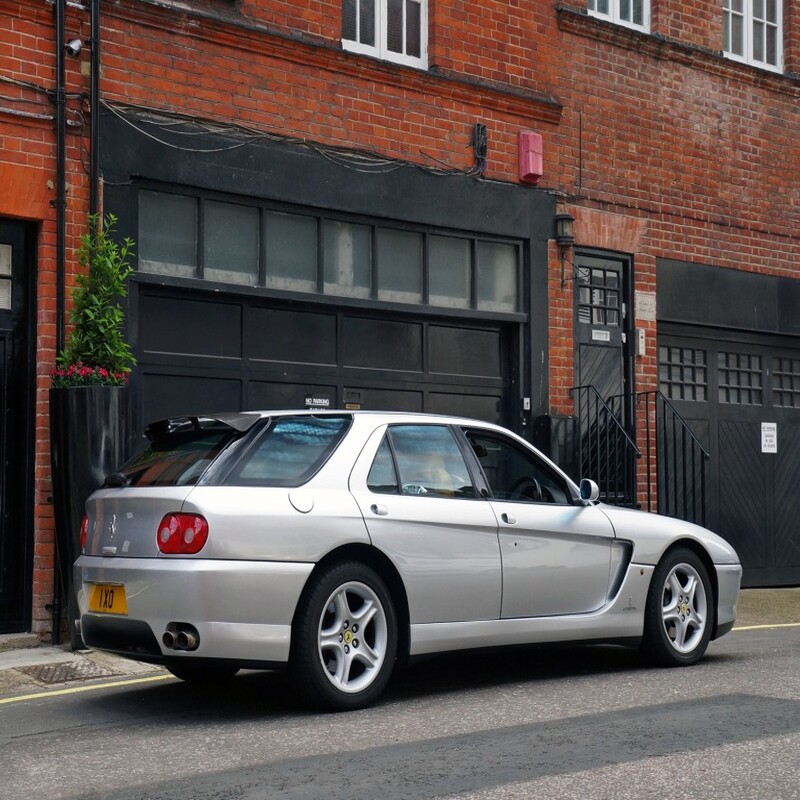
<box><xmin>74</xmin><ymin>556</ymin><xmax>314</xmax><ymax>664</ymax></box>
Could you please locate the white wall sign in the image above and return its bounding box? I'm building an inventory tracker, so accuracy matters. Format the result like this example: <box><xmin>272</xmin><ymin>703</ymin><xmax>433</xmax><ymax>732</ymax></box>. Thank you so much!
<box><xmin>761</xmin><ymin>422</ymin><xmax>777</xmax><ymax>454</ymax></box>
<box><xmin>635</xmin><ymin>291</ymin><xmax>656</xmax><ymax>321</ymax></box>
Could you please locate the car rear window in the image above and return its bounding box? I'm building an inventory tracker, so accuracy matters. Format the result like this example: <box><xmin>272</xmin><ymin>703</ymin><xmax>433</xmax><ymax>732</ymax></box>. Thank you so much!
<box><xmin>118</xmin><ymin>419</ymin><xmax>243</xmax><ymax>487</ymax></box>
<box><xmin>225</xmin><ymin>415</ymin><xmax>351</xmax><ymax>486</ymax></box>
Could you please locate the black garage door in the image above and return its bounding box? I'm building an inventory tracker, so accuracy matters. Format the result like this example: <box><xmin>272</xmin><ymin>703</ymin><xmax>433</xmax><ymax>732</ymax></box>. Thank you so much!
<box><xmin>134</xmin><ymin>285</ymin><xmax>516</xmax><ymax>437</ymax></box>
<box><xmin>659</xmin><ymin>328</ymin><xmax>800</xmax><ymax>587</ymax></box>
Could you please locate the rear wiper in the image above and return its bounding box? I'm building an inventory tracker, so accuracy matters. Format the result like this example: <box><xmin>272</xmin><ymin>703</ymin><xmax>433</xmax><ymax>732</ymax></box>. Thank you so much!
<box><xmin>103</xmin><ymin>472</ymin><xmax>130</xmax><ymax>488</ymax></box>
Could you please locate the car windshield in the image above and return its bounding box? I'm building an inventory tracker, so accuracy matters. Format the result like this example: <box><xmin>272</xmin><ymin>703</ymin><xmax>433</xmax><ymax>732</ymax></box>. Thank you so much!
<box><xmin>117</xmin><ymin>418</ymin><xmax>243</xmax><ymax>487</ymax></box>
<box><xmin>224</xmin><ymin>414</ymin><xmax>352</xmax><ymax>486</ymax></box>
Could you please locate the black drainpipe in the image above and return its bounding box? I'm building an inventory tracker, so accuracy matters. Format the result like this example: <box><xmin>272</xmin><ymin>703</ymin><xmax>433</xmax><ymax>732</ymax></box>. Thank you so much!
<box><xmin>89</xmin><ymin>0</ymin><xmax>99</xmax><ymax>220</ymax></box>
<box><xmin>51</xmin><ymin>0</ymin><xmax>67</xmax><ymax>645</ymax></box>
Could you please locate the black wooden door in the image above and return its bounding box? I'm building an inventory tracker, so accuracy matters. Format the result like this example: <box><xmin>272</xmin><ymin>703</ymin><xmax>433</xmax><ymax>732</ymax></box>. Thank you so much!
<box><xmin>572</xmin><ymin>253</ymin><xmax>636</xmax><ymax>502</ymax></box>
<box><xmin>574</xmin><ymin>253</ymin><xmax>631</xmax><ymax>410</ymax></box>
<box><xmin>0</xmin><ymin>220</ymin><xmax>34</xmax><ymax>632</ymax></box>
<box><xmin>659</xmin><ymin>331</ymin><xmax>800</xmax><ymax>586</ymax></box>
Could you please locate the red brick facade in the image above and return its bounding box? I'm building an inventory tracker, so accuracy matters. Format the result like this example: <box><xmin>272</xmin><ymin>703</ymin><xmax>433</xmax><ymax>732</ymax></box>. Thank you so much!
<box><xmin>1</xmin><ymin>0</ymin><xmax>798</xmax><ymax>636</ymax></box>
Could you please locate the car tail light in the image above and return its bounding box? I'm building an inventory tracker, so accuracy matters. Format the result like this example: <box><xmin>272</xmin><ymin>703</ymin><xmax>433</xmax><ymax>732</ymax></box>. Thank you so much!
<box><xmin>80</xmin><ymin>515</ymin><xmax>89</xmax><ymax>552</ymax></box>
<box><xmin>157</xmin><ymin>513</ymin><xmax>209</xmax><ymax>555</ymax></box>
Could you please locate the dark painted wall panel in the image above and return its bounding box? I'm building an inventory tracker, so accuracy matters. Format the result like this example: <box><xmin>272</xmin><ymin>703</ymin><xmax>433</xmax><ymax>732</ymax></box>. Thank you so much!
<box><xmin>141</xmin><ymin>373</ymin><xmax>242</xmax><ymax>424</ymax></box>
<box><xmin>657</xmin><ymin>260</ymin><xmax>787</xmax><ymax>334</ymax></box>
<box><xmin>427</xmin><ymin>391</ymin><xmax>502</xmax><ymax>423</ymax></box>
<box><xmin>246</xmin><ymin>307</ymin><xmax>337</xmax><ymax>365</ymax></box>
<box><xmin>140</xmin><ymin>294</ymin><xmax>242</xmax><ymax>359</ymax></box>
<box><xmin>342</xmin><ymin>317</ymin><xmax>423</xmax><ymax>372</ymax></box>
<box><xmin>343</xmin><ymin>386</ymin><xmax>423</xmax><ymax>412</ymax></box>
<box><xmin>248</xmin><ymin>380</ymin><xmax>337</xmax><ymax>410</ymax></box>
<box><xmin>428</xmin><ymin>326</ymin><xmax>501</xmax><ymax>378</ymax></box>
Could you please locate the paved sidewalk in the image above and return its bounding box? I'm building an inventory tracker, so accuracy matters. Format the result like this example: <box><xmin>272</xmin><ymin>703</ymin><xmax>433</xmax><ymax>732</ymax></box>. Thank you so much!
<box><xmin>0</xmin><ymin>634</ymin><xmax>167</xmax><ymax>699</ymax></box>
<box><xmin>0</xmin><ymin>588</ymin><xmax>797</xmax><ymax>699</ymax></box>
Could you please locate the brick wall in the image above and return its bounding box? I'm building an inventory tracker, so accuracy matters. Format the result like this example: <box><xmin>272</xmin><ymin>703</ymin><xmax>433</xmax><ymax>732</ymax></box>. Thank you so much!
<box><xmin>1</xmin><ymin>0</ymin><xmax>798</xmax><ymax>637</ymax></box>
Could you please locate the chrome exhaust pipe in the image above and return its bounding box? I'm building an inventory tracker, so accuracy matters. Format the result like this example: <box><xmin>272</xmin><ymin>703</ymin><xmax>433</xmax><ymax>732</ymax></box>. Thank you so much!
<box><xmin>164</xmin><ymin>623</ymin><xmax>200</xmax><ymax>651</ymax></box>
<box><xmin>175</xmin><ymin>629</ymin><xmax>198</xmax><ymax>651</ymax></box>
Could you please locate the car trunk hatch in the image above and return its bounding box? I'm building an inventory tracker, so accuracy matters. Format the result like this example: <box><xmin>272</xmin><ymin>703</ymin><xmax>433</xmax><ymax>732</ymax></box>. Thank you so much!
<box><xmin>84</xmin><ymin>489</ymin><xmax>197</xmax><ymax>558</ymax></box>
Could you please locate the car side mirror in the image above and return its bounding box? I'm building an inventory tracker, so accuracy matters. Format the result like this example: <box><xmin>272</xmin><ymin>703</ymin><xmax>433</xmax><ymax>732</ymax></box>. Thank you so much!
<box><xmin>580</xmin><ymin>479</ymin><xmax>600</xmax><ymax>503</ymax></box>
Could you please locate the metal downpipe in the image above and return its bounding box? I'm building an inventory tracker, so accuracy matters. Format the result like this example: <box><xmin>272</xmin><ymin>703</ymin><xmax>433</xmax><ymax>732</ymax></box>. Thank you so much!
<box><xmin>52</xmin><ymin>0</ymin><xmax>67</xmax><ymax>645</ymax></box>
<box><xmin>90</xmin><ymin>0</ymin><xmax>99</xmax><ymax>220</ymax></box>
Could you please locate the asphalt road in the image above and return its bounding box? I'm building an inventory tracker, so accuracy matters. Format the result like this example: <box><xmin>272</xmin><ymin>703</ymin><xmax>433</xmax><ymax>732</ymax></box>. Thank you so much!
<box><xmin>1</xmin><ymin>626</ymin><xmax>799</xmax><ymax>800</ymax></box>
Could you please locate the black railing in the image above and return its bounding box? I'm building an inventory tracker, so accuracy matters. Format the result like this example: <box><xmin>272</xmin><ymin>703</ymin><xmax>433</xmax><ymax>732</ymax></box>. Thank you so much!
<box><xmin>637</xmin><ymin>390</ymin><xmax>710</xmax><ymax>526</ymax></box>
<box><xmin>570</xmin><ymin>385</ymin><xmax>641</xmax><ymax>507</ymax></box>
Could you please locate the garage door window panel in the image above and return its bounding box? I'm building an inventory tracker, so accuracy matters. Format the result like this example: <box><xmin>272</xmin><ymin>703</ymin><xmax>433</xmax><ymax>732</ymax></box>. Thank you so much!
<box><xmin>428</xmin><ymin>236</ymin><xmax>471</xmax><ymax>309</ymax></box>
<box><xmin>376</xmin><ymin>229</ymin><xmax>422</xmax><ymax>304</ymax></box>
<box><xmin>323</xmin><ymin>220</ymin><xmax>371</xmax><ymax>299</ymax></box>
<box><xmin>265</xmin><ymin>212</ymin><xmax>317</xmax><ymax>293</ymax></box>
<box><xmin>476</xmin><ymin>242</ymin><xmax>518</xmax><ymax>313</ymax></box>
<box><xmin>139</xmin><ymin>191</ymin><xmax>198</xmax><ymax>277</ymax></box>
<box><xmin>204</xmin><ymin>201</ymin><xmax>259</xmax><ymax>286</ymax></box>
<box><xmin>659</xmin><ymin>346</ymin><xmax>708</xmax><ymax>402</ymax></box>
<box><xmin>718</xmin><ymin>352</ymin><xmax>763</xmax><ymax>405</ymax></box>
<box><xmin>773</xmin><ymin>357</ymin><xmax>800</xmax><ymax>408</ymax></box>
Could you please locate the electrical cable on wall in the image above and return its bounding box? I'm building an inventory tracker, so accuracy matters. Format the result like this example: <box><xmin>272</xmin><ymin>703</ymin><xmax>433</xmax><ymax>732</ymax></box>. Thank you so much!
<box><xmin>101</xmin><ymin>99</ymin><xmax>485</xmax><ymax>178</ymax></box>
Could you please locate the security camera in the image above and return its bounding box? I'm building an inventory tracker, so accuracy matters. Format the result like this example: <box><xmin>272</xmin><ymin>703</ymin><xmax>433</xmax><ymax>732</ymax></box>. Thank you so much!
<box><xmin>65</xmin><ymin>39</ymin><xmax>83</xmax><ymax>57</ymax></box>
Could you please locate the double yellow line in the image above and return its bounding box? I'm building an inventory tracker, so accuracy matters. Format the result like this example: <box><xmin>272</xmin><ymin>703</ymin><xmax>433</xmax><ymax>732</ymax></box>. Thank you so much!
<box><xmin>2</xmin><ymin>622</ymin><xmax>799</xmax><ymax>706</ymax></box>
<box><xmin>0</xmin><ymin>673</ymin><xmax>173</xmax><ymax>706</ymax></box>
<box><xmin>733</xmin><ymin>621</ymin><xmax>800</xmax><ymax>632</ymax></box>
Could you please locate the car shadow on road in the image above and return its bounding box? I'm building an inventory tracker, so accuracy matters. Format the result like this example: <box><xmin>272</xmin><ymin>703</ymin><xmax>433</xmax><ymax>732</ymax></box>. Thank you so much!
<box><xmin>82</xmin><ymin>641</ymin><xmax>742</xmax><ymax>721</ymax></box>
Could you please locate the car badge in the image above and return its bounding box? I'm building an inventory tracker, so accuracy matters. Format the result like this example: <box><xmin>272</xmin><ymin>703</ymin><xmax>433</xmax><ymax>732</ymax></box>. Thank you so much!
<box><xmin>107</xmin><ymin>513</ymin><xmax>118</xmax><ymax>542</ymax></box>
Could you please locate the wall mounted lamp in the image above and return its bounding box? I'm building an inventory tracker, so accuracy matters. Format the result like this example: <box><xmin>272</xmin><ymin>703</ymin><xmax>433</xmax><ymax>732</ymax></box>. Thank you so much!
<box><xmin>555</xmin><ymin>213</ymin><xmax>575</xmax><ymax>248</ymax></box>
<box><xmin>555</xmin><ymin>212</ymin><xmax>575</xmax><ymax>289</ymax></box>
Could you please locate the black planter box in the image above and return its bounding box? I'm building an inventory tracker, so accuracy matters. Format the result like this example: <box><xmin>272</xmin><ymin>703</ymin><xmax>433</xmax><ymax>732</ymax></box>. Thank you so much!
<box><xmin>49</xmin><ymin>385</ymin><xmax>130</xmax><ymax>648</ymax></box>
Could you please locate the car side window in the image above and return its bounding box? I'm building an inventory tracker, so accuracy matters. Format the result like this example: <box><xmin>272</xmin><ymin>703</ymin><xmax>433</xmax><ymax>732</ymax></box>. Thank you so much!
<box><xmin>367</xmin><ymin>425</ymin><xmax>476</xmax><ymax>498</ymax></box>
<box><xmin>465</xmin><ymin>429</ymin><xmax>571</xmax><ymax>504</ymax></box>
<box><xmin>367</xmin><ymin>438</ymin><xmax>399</xmax><ymax>494</ymax></box>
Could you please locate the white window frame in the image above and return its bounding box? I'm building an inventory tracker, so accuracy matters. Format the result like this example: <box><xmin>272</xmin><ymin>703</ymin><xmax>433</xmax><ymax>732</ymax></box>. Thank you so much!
<box><xmin>342</xmin><ymin>0</ymin><xmax>428</xmax><ymax>69</ymax></box>
<box><xmin>723</xmin><ymin>0</ymin><xmax>783</xmax><ymax>73</ymax></box>
<box><xmin>587</xmin><ymin>0</ymin><xmax>650</xmax><ymax>32</ymax></box>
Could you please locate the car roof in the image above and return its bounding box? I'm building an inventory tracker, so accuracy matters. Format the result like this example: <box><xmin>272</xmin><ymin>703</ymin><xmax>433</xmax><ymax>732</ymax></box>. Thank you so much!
<box><xmin>244</xmin><ymin>408</ymin><xmax>500</xmax><ymax>426</ymax></box>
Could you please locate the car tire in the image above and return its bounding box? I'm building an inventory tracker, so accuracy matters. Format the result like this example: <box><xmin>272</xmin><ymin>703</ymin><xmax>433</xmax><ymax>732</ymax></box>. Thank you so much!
<box><xmin>292</xmin><ymin>561</ymin><xmax>397</xmax><ymax>711</ymax></box>
<box><xmin>642</xmin><ymin>547</ymin><xmax>714</xmax><ymax>667</ymax></box>
<box><xmin>166</xmin><ymin>664</ymin><xmax>240</xmax><ymax>684</ymax></box>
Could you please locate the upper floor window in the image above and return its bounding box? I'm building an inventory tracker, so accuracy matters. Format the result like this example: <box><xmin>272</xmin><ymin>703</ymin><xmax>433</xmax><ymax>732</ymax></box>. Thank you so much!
<box><xmin>342</xmin><ymin>0</ymin><xmax>427</xmax><ymax>69</ymax></box>
<box><xmin>723</xmin><ymin>0</ymin><xmax>782</xmax><ymax>72</ymax></box>
<box><xmin>587</xmin><ymin>0</ymin><xmax>649</xmax><ymax>32</ymax></box>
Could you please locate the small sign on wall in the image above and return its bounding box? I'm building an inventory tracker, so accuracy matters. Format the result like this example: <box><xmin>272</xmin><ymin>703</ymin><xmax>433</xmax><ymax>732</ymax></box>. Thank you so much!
<box><xmin>304</xmin><ymin>394</ymin><xmax>331</xmax><ymax>409</ymax></box>
<box><xmin>635</xmin><ymin>291</ymin><xmax>656</xmax><ymax>322</ymax></box>
<box><xmin>761</xmin><ymin>422</ymin><xmax>777</xmax><ymax>454</ymax></box>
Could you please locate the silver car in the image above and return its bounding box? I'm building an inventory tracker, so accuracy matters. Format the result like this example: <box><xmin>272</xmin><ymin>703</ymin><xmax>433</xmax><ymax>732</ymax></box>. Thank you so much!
<box><xmin>75</xmin><ymin>410</ymin><xmax>741</xmax><ymax>710</ymax></box>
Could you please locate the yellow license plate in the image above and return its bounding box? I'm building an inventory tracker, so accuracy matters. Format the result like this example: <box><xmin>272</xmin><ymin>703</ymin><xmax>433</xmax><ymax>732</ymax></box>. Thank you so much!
<box><xmin>88</xmin><ymin>583</ymin><xmax>128</xmax><ymax>615</ymax></box>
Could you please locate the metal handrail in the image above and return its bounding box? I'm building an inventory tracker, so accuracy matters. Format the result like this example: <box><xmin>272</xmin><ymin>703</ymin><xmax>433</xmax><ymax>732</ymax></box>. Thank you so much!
<box><xmin>570</xmin><ymin>385</ymin><xmax>641</xmax><ymax>507</ymax></box>
<box><xmin>637</xmin><ymin>390</ymin><xmax>710</xmax><ymax>526</ymax></box>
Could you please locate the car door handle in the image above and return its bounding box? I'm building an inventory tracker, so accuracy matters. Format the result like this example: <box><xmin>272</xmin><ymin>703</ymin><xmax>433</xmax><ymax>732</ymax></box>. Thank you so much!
<box><xmin>501</xmin><ymin>512</ymin><xmax>517</xmax><ymax>525</ymax></box>
<box><xmin>370</xmin><ymin>504</ymin><xmax>389</xmax><ymax>516</ymax></box>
